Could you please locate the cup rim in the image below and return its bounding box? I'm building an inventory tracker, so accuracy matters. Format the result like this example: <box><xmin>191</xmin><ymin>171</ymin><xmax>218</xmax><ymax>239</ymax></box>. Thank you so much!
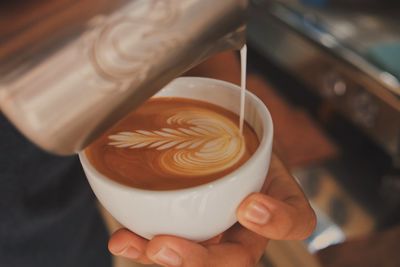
<box><xmin>79</xmin><ymin>77</ymin><xmax>273</xmax><ymax>196</ymax></box>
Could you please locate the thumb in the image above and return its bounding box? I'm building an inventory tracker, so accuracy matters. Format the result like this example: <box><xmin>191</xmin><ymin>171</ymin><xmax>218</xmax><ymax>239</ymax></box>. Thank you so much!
<box><xmin>237</xmin><ymin>193</ymin><xmax>316</xmax><ymax>240</ymax></box>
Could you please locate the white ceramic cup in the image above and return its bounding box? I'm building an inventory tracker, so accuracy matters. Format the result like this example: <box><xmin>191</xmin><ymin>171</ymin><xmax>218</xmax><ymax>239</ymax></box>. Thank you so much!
<box><xmin>79</xmin><ymin>77</ymin><xmax>273</xmax><ymax>241</ymax></box>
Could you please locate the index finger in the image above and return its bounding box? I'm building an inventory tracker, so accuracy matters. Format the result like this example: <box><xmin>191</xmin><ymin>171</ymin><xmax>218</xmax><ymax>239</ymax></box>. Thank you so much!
<box><xmin>237</xmin><ymin>154</ymin><xmax>316</xmax><ymax>240</ymax></box>
<box><xmin>262</xmin><ymin>154</ymin><xmax>307</xmax><ymax>204</ymax></box>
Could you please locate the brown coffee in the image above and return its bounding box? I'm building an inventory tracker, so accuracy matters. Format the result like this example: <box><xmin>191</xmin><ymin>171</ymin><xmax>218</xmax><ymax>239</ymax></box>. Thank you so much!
<box><xmin>85</xmin><ymin>97</ymin><xmax>259</xmax><ymax>190</ymax></box>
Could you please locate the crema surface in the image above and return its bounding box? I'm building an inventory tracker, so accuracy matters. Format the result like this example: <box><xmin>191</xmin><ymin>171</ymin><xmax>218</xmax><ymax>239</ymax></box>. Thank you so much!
<box><xmin>86</xmin><ymin>97</ymin><xmax>259</xmax><ymax>190</ymax></box>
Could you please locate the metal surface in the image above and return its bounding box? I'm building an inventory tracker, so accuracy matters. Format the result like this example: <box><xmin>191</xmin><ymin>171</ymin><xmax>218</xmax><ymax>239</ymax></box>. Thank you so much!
<box><xmin>0</xmin><ymin>0</ymin><xmax>247</xmax><ymax>155</ymax></box>
<box><xmin>294</xmin><ymin>167</ymin><xmax>374</xmax><ymax>248</ymax></box>
<box><xmin>248</xmin><ymin>0</ymin><xmax>400</xmax><ymax>159</ymax></box>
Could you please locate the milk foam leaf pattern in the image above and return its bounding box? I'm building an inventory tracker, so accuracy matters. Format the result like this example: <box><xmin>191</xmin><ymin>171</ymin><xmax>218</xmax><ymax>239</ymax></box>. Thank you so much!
<box><xmin>109</xmin><ymin>128</ymin><xmax>206</xmax><ymax>150</ymax></box>
<box><xmin>108</xmin><ymin>110</ymin><xmax>245</xmax><ymax>176</ymax></box>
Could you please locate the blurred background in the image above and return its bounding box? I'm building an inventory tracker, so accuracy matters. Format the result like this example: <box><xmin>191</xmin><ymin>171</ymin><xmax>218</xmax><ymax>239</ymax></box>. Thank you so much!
<box><xmin>244</xmin><ymin>0</ymin><xmax>400</xmax><ymax>266</ymax></box>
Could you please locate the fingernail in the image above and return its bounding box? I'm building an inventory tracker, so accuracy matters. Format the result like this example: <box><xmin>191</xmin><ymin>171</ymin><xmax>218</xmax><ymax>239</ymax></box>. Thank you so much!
<box><xmin>244</xmin><ymin>201</ymin><xmax>271</xmax><ymax>225</ymax></box>
<box><xmin>152</xmin><ymin>246</ymin><xmax>182</xmax><ymax>267</ymax></box>
<box><xmin>118</xmin><ymin>247</ymin><xmax>141</xmax><ymax>260</ymax></box>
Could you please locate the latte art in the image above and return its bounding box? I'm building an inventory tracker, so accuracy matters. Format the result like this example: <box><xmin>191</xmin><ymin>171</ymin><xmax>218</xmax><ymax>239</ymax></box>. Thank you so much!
<box><xmin>85</xmin><ymin>97</ymin><xmax>259</xmax><ymax>190</ymax></box>
<box><xmin>108</xmin><ymin>109</ymin><xmax>245</xmax><ymax>176</ymax></box>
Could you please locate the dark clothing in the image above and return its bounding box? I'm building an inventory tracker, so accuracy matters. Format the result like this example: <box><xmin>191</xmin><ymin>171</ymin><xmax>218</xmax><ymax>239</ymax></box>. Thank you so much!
<box><xmin>0</xmin><ymin>114</ymin><xmax>111</xmax><ymax>267</ymax></box>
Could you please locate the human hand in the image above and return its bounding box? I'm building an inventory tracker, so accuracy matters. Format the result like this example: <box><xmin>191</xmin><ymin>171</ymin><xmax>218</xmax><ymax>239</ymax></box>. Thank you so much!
<box><xmin>108</xmin><ymin>154</ymin><xmax>316</xmax><ymax>267</ymax></box>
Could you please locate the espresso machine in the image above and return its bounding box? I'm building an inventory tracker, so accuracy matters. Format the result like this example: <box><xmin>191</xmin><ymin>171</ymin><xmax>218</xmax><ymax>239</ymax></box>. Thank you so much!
<box><xmin>0</xmin><ymin>0</ymin><xmax>247</xmax><ymax>155</ymax></box>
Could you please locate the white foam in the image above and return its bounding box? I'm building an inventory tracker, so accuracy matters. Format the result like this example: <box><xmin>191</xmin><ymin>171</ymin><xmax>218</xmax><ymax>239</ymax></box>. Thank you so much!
<box><xmin>108</xmin><ymin>107</ymin><xmax>245</xmax><ymax>176</ymax></box>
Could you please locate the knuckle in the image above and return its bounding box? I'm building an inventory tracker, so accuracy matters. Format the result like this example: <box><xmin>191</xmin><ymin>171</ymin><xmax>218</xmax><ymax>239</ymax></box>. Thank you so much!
<box><xmin>304</xmin><ymin>208</ymin><xmax>317</xmax><ymax>237</ymax></box>
<box><xmin>294</xmin><ymin>205</ymin><xmax>317</xmax><ymax>240</ymax></box>
<box><xmin>239</xmin><ymin>250</ymin><xmax>258</xmax><ymax>267</ymax></box>
<box><xmin>281</xmin><ymin>222</ymin><xmax>296</xmax><ymax>240</ymax></box>
<box><xmin>280</xmin><ymin>209</ymin><xmax>296</xmax><ymax>239</ymax></box>
<box><xmin>244</xmin><ymin>253</ymin><xmax>258</xmax><ymax>267</ymax></box>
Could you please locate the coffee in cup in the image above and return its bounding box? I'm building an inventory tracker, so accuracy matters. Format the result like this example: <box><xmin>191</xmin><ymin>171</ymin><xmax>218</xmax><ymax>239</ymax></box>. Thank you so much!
<box><xmin>85</xmin><ymin>97</ymin><xmax>259</xmax><ymax>190</ymax></box>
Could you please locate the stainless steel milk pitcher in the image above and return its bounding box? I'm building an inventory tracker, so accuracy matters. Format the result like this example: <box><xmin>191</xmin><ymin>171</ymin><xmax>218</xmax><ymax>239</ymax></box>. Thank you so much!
<box><xmin>0</xmin><ymin>0</ymin><xmax>247</xmax><ymax>154</ymax></box>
